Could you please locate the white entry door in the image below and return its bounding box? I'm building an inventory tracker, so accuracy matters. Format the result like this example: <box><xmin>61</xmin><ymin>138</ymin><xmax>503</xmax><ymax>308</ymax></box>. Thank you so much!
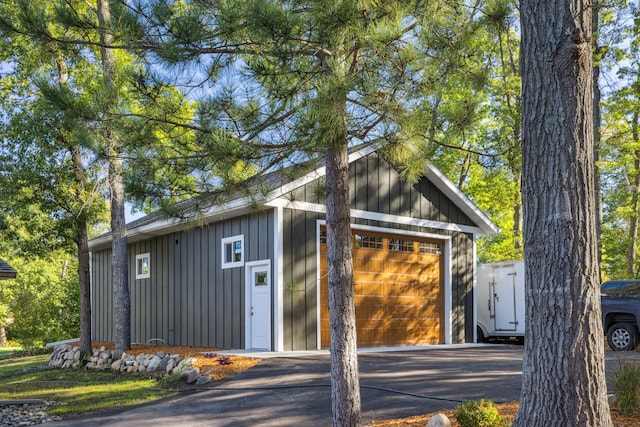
<box><xmin>246</xmin><ymin>261</ymin><xmax>271</xmax><ymax>350</ymax></box>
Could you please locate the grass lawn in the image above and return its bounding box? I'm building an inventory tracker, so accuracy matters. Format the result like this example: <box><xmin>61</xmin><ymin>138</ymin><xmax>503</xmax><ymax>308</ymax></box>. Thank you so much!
<box><xmin>0</xmin><ymin>346</ymin><xmax>23</xmax><ymax>360</ymax></box>
<box><xmin>0</xmin><ymin>354</ymin><xmax>178</xmax><ymax>417</ymax></box>
<box><xmin>0</xmin><ymin>343</ymin><xmax>260</xmax><ymax>420</ymax></box>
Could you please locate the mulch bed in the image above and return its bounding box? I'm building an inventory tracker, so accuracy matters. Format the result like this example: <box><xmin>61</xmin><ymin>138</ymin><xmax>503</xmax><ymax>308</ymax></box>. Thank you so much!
<box><xmin>75</xmin><ymin>341</ymin><xmax>260</xmax><ymax>381</ymax></box>
<box><xmin>370</xmin><ymin>401</ymin><xmax>640</xmax><ymax>426</ymax></box>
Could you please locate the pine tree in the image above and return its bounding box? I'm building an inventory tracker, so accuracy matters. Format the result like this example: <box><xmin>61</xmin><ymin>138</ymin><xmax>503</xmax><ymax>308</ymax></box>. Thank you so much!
<box><xmin>136</xmin><ymin>1</ymin><xmax>479</xmax><ymax>424</ymax></box>
<box><xmin>515</xmin><ymin>0</ymin><xmax>612</xmax><ymax>424</ymax></box>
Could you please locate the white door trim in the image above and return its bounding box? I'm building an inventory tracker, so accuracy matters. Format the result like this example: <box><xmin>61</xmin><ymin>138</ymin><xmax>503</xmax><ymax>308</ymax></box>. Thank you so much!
<box><xmin>245</xmin><ymin>259</ymin><xmax>272</xmax><ymax>350</ymax></box>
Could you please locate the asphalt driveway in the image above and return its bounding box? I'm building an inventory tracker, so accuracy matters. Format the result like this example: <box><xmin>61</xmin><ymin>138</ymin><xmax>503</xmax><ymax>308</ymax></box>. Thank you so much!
<box><xmin>46</xmin><ymin>345</ymin><xmax>638</xmax><ymax>427</ymax></box>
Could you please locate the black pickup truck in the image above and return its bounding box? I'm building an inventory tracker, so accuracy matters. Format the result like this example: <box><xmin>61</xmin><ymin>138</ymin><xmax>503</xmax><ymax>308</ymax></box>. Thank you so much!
<box><xmin>601</xmin><ymin>280</ymin><xmax>640</xmax><ymax>351</ymax></box>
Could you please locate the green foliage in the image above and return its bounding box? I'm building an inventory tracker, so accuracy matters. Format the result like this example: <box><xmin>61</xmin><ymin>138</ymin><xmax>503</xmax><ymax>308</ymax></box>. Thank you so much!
<box><xmin>1</xmin><ymin>253</ymin><xmax>80</xmax><ymax>349</ymax></box>
<box><xmin>465</xmin><ymin>165</ymin><xmax>522</xmax><ymax>263</ymax></box>
<box><xmin>424</xmin><ymin>0</ymin><xmax>522</xmax><ymax>263</ymax></box>
<box><xmin>454</xmin><ymin>399</ymin><xmax>506</xmax><ymax>427</ymax></box>
<box><xmin>612</xmin><ymin>361</ymin><xmax>640</xmax><ymax>416</ymax></box>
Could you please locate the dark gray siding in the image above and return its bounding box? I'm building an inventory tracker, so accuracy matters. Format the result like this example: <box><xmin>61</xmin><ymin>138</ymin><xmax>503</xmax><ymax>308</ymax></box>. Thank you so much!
<box><xmin>283</xmin><ymin>152</ymin><xmax>476</xmax><ymax>347</ymax></box>
<box><xmin>91</xmin><ymin>211</ymin><xmax>274</xmax><ymax>348</ymax></box>
<box><xmin>451</xmin><ymin>232</ymin><xmax>475</xmax><ymax>343</ymax></box>
<box><xmin>293</xmin><ymin>152</ymin><xmax>476</xmax><ymax>227</ymax></box>
<box><xmin>282</xmin><ymin>209</ymin><xmax>321</xmax><ymax>351</ymax></box>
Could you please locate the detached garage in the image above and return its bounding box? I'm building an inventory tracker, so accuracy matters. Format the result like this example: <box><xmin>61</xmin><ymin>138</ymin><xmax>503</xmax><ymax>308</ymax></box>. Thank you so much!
<box><xmin>89</xmin><ymin>144</ymin><xmax>497</xmax><ymax>351</ymax></box>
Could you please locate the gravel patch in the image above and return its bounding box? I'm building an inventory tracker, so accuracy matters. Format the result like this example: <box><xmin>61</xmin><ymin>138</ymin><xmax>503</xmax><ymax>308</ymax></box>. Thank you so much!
<box><xmin>0</xmin><ymin>401</ymin><xmax>62</xmax><ymax>426</ymax></box>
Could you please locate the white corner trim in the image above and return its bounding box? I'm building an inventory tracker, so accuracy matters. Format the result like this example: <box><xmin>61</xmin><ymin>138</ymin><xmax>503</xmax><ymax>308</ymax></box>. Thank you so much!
<box><xmin>443</xmin><ymin>241</ymin><xmax>452</xmax><ymax>345</ymax></box>
<box><xmin>472</xmin><ymin>239</ymin><xmax>478</xmax><ymax>345</ymax></box>
<box><xmin>274</xmin><ymin>206</ymin><xmax>284</xmax><ymax>352</ymax></box>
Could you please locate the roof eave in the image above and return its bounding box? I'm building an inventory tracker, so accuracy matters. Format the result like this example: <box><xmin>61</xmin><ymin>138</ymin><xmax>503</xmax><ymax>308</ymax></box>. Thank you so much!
<box><xmin>424</xmin><ymin>162</ymin><xmax>499</xmax><ymax>236</ymax></box>
<box><xmin>88</xmin><ymin>197</ymin><xmax>261</xmax><ymax>251</ymax></box>
<box><xmin>89</xmin><ymin>144</ymin><xmax>498</xmax><ymax>251</ymax></box>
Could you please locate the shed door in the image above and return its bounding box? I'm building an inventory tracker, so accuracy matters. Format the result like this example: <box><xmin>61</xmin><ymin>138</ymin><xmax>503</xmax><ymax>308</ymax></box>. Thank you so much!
<box><xmin>247</xmin><ymin>261</ymin><xmax>271</xmax><ymax>350</ymax></box>
<box><xmin>320</xmin><ymin>229</ymin><xmax>444</xmax><ymax>348</ymax></box>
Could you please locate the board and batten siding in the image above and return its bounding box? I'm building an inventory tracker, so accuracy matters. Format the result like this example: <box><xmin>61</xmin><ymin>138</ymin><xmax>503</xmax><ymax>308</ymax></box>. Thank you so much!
<box><xmin>91</xmin><ymin>211</ymin><xmax>275</xmax><ymax>348</ymax></box>
<box><xmin>281</xmin><ymin>208</ymin><xmax>322</xmax><ymax>351</ymax></box>
<box><xmin>290</xmin><ymin>152</ymin><xmax>477</xmax><ymax>228</ymax></box>
<box><xmin>280</xmin><ymin>152</ymin><xmax>477</xmax><ymax>348</ymax></box>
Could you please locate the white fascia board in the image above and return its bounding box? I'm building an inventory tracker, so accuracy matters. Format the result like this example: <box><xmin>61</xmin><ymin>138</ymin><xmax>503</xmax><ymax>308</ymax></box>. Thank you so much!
<box><xmin>265</xmin><ymin>198</ymin><xmax>486</xmax><ymax>235</ymax></box>
<box><xmin>424</xmin><ymin>162</ymin><xmax>499</xmax><ymax>235</ymax></box>
<box><xmin>263</xmin><ymin>144</ymin><xmax>376</xmax><ymax>203</ymax></box>
<box><xmin>265</xmin><ymin>168</ymin><xmax>325</xmax><ymax>201</ymax></box>
<box><xmin>88</xmin><ymin>196</ymin><xmax>260</xmax><ymax>251</ymax></box>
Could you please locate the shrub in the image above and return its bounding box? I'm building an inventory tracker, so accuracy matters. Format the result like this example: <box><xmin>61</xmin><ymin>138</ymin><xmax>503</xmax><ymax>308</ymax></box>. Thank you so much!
<box><xmin>612</xmin><ymin>361</ymin><xmax>640</xmax><ymax>416</ymax></box>
<box><xmin>454</xmin><ymin>399</ymin><xmax>506</xmax><ymax>427</ymax></box>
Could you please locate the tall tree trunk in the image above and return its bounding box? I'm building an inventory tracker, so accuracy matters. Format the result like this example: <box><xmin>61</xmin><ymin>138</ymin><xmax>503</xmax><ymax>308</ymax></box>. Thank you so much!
<box><xmin>627</xmin><ymin>112</ymin><xmax>640</xmax><ymax>277</ymax></box>
<box><xmin>70</xmin><ymin>146</ymin><xmax>92</xmax><ymax>358</ymax></box>
<box><xmin>512</xmin><ymin>173</ymin><xmax>522</xmax><ymax>250</ymax></box>
<box><xmin>593</xmin><ymin>0</ymin><xmax>604</xmax><ymax>280</ymax></box>
<box><xmin>97</xmin><ymin>0</ymin><xmax>130</xmax><ymax>358</ymax></box>
<box><xmin>516</xmin><ymin>0</ymin><xmax>612</xmax><ymax>425</ymax></box>
<box><xmin>325</xmin><ymin>144</ymin><xmax>361</xmax><ymax>427</ymax></box>
<box><xmin>498</xmin><ymin>23</ymin><xmax>523</xmax><ymax>253</ymax></box>
<box><xmin>57</xmin><ymin>54</ymin><xmax>93</xmax><ymax>359</ymax></box>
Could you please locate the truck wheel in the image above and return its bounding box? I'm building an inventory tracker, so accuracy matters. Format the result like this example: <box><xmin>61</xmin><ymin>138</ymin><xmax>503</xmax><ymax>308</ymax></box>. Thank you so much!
<box><xmin>477</xmin><ymin>326</ymin><xmax>486</xmax><ymax>344</ymax></box>
<box><xmin>607</xmin><ymin>322</ymin><xmax>639</xmax><ymax>351</ymax></box>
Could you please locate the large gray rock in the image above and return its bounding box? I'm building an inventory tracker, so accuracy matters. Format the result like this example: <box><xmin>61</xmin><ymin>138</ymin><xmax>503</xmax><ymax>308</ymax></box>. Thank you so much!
<box><xmin>165</xmin><ymin>358</ymin><xmax>176</xmax><ymax>373</ymax></box>
<box><xmin>196</xmin><ymin>375</ymin><xmax>212</xmax><ymax>385</ymax></box>
<box><xmin>157</xmin><ymin>356</ymin><xmax>170</xmax><ymax>371</ymax></box>
<box><xmin>111</xmin><ymin>359</ymin><xmax>123</xmax><ymax>372</ymax></box>
<box><xmin>146</xmin><ymin>355</ymin><xmax>162</xmax><ymax>372</ymax></box>
<box><xmin>426</xmin><ymin>413</ymin><xmax>451</xmax><ymax>427</ymax></box>
<box><xmin>180</xmin><ymin>368</ymin><xmax>200</xmax><ymax>384</ymax></box>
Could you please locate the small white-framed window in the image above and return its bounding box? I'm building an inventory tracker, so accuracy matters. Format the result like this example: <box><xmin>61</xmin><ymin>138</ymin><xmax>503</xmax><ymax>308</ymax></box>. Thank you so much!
<box><xmin>136</xmin><ymin>253</ymin><xmax>150</xmax><ymax>279</ymax></box>
<box><xmin>222</xmin><ymin>235</ymin><xmax>244</xmax><ymax>269</ymax></box>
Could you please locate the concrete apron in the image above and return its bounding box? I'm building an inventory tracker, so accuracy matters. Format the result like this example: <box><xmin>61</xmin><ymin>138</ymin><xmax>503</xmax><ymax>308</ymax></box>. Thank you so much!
<box><xmin>215</xmin><ymin>343</ymin><xmax>489</xmax><ymax>359</ymax></box>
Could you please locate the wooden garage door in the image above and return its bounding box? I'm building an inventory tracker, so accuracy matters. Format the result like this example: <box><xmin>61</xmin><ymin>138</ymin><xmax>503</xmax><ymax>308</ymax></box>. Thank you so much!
<box><xmin>320</xmin><ymin>229</ymin><xmax>444</xmax><ymax>348</ymax></box>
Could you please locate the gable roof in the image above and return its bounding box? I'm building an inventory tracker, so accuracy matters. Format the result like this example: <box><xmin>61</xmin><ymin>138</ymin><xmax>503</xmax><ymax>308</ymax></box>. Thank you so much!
<box><xmin>0</xmin><ymin>259</ymin><xmax>16</xmax><ymax>280</ymax></box>
<box><xmin>89</xmin><ymin>144</ymin><xmax>498</xmax><ymax>251</ymax></box>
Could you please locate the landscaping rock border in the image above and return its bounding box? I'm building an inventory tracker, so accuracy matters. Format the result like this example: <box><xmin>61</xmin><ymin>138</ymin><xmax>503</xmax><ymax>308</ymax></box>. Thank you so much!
<box><xmin>48</xmin><ymin>344</ymin><xmax>211</xmax><ymax>384</ymax></box>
